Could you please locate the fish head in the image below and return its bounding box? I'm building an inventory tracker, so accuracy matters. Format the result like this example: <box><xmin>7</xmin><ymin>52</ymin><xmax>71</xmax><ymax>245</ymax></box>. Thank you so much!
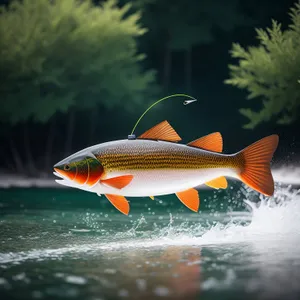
<box><xmin>54</xmin><ymin>154</ymin><xmax>103</xmax><ymax>188</ymax></box>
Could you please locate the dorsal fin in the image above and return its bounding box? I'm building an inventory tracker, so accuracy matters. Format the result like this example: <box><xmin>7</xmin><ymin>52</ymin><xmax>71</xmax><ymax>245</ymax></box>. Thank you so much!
<box><xmin>205</xmin><ymin>176</ymin><xmax>228</xmax><ymax>189</ymax></box>
<box><xmin>188</xmin><ymin>132</ymin><xmax>223</xmax><ymax>152</ymax></box>
<box><xmin>138</xmin><ymin>120</ymin><xmax>181</xmax><ymax>142</ymax></box>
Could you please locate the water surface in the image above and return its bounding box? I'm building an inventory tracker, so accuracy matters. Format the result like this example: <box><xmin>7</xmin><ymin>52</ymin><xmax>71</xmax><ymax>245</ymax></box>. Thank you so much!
<box><xmin>0</xmin><ymin>182</ymin><xmax>300</xmax><ymax>300</ymax></box>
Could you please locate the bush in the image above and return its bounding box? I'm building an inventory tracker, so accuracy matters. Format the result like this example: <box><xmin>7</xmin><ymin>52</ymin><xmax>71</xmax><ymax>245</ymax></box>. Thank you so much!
<box><xmin>225</xmin><ymin>1</ymin><xmax>300</xmax><ymax>129</ymax></box>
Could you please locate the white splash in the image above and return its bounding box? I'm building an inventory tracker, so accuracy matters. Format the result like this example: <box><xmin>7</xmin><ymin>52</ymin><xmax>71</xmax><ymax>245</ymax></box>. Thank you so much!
<box><xmin>165</xmin><ymin>184</ymin><xmax>300</xmax><ymax>245</ymax></box>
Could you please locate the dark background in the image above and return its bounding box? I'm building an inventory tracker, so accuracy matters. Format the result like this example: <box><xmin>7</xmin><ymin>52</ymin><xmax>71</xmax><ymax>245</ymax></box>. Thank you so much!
<box><xmin>0</xmin><ymin>0</ymin><xmax>299</xmax><ymax>177</ymax></box>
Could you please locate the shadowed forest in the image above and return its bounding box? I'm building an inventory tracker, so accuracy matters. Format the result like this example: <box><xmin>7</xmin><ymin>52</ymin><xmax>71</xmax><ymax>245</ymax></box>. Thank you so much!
<box><xmin>0</xmin><ymin>0</ymin><xmax>299</xmax><ymax>177</ymax></box>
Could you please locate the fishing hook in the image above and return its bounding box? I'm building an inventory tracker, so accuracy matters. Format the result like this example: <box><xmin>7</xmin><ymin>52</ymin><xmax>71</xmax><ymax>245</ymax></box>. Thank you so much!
<box><xmin>128</xmin><ymin>93</ymin><xmax>197</xmax><ymax>140</ymax></box>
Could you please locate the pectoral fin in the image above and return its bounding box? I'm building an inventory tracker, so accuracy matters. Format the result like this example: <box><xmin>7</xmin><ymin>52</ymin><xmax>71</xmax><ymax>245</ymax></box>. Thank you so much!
<box><xmin>149</xmin><ymin>196</ymin><xmax>154</xmax><ymax>200</ymax></box>
<box><xmin>175</xmin><ymin>188</ymin><xmax>199</xmax><ymax>212</ymax></box>
<box><xmin>105</xmin><ymin>194</ymin><xmax>130</xmax><ymax>215</ymax></box>
<box><xmin>101</xmin><ymin>175</ymin><xmax>133</xmax><ymax>189</ymax></box>
<box><xmin>205</xmin><ymin>176</ymin><xmax>228</xmax><ymax>189</ymax></box>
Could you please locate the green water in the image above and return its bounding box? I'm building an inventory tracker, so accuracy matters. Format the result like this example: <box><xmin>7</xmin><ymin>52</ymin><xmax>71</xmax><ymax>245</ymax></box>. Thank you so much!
<box><xmin>1</xmin><ymin>185</ymin><xmax>300</xmax><ymax>300</ymax></box>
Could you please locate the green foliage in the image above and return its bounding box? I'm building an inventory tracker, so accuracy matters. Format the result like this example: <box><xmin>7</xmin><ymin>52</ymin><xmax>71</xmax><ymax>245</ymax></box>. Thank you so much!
<box><xmin>225</xmin><ymin>1</ymin><xmax>300</xmax><ymax>129</ymax></box>
<box><xmin>137</xmin><ymin>0</ymin><xmax>249</xmax><ymax>51</ymax></box>
<box><xmin>0</xmin><ymin>0</ymin><xmax>156</xmax><ymax>124</ymax></box>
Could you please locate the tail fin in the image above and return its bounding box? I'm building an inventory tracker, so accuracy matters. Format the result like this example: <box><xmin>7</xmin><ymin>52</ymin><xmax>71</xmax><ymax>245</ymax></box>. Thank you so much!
<box><xmin>236</xmin><ymin>135</ymin><xmax>279</xmax><ymax>196</ymax></box>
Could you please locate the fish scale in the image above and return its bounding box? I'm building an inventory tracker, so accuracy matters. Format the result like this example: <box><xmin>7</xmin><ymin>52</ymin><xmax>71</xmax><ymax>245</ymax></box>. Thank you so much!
<box><xmin>96</xmin><ymin>140</ymin><xmax>234</xmax><ymax>172</ymax></box>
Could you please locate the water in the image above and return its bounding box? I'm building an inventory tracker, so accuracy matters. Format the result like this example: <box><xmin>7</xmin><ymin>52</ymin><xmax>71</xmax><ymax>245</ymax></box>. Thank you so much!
<box><xmin>0</xmin><ymin>181</ymin><xmax>300</xmax><ymax>300</ymax></box>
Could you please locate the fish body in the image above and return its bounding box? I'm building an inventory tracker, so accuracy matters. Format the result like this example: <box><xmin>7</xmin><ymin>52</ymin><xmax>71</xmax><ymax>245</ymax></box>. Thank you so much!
<box><xmin>54</xmin><ymin>121</ymin><xmax>279</xmax><ymax>215</ymax></box>
<box><xmin>61</xmin><ymin>139</ymin><xmax>236</xmax><ymax>197</ymax></box>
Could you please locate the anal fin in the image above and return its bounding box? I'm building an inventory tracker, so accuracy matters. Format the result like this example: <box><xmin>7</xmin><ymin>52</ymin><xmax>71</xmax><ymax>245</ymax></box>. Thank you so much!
<box><xmin>205</xmin><ymin>176</ymin><xmax>228</xmax><ymax>189</ymax></box>
<box><xmin>105</xmin><ymin>194</ymin><xmax>130</xmax><ymax>215</ymax></box>
<box><xmin>175</xmin><ymin>188</ymin><xmax>199</xmax><ymax>212</ymax></box>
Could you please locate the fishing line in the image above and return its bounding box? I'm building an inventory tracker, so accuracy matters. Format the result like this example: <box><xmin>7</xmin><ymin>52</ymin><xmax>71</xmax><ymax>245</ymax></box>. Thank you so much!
<box><xmin>129</xmin><ymin>94</ymin><xmax>197</xmax><ymax>139</ymax></box>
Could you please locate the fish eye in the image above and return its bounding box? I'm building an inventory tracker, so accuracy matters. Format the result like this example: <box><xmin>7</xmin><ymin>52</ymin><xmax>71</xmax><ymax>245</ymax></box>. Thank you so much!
<box><xmin>64</xmin><ymin>164</ymin><xmax>70</xmax><ymax>171</ymax></box>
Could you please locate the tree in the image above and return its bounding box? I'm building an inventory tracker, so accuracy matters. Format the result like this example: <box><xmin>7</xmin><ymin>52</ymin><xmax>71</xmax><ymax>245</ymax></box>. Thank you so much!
<box><xmin>131</xmin><ymin>0</ymin><xmax>249</xmax><ymax>92</ymax></box>
<box><xmin>225</xmin><ymin>1</ymin><xmax>300</xmax><ymax>129</ymax></box>
<box><xmin>0</xmin><ymin>0</ymin><xmax>156</xmax><ymax>173</ymax></box>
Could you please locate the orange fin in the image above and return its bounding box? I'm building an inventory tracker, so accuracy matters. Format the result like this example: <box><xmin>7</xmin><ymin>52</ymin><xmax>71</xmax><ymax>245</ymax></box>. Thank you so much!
<box><xmin>149</xmin><ymin>196</ymin><xmax>154</xmax><ymax>200</ymax></box>
<box><xmin>237</xmin><ymin>135</ymin><xmax>279</xmax><ymax>196</ymax></box>
<box><xmin>175</xmin><ymin>188</ymin><xmax>199</xmax><ymax>212</ymax></box>
<box><xmin>188</xmin><ymin>132</ymin><xmax>223</xmax><ymax>152</ymax></box>
<box><xmin>101</xmin><ymin>175</ymin><xmax>133</xmax><ymax>189</ymax></box>
<box><xmin>138</xmin><ymin>120</ymin><xmax>181</xmax><ymax>142</ymax></box>
<box><xmin>105</xmin><ymin>194</ymin><xmax>130</xmax><ymax>215</ymax></box>
<box><xmin>205</xmin><ymin>176</ymin><xmax>228</xmax><ymax>189</ymax></box>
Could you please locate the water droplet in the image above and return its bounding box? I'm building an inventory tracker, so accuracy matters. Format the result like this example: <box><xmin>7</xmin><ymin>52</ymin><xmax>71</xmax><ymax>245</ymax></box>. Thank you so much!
<box><xmin>153</xmin><ymin>286</ymin><xmax>170</xmax><ymax>296</ymax></box>
<box><xmin>104</xmin><ymin>269</ymin><xmax>116</xmax><ymax>274</ymax></box>
<box><xmin>118</xmin><ymin>289</ymin><xmax>129</xmax><ymax>297</ymax></box>
<box><xmin>64</xmin><ymin>275</ymin><xmax>87</xmax><ymax>285</ymax></box>
<box><xmin>136</xmin><ymin>278</ymin><xmax>147</xmax><ymax>291</ymax></box>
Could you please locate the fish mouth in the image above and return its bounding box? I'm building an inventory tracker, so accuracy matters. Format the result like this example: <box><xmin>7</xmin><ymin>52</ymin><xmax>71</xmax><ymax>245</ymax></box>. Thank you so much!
<box><xmin>53</xmin><ymin>169</ymin><xmax>69</xmax><ymax>186</ymax></box>
<box><xmin>53</xmin><ymin>168</ymin><xmax>65</xmax><ymax>179</ymax></box>
<box><xmin>53</xmin><ymin>169</ymin><xmax>82</xmax><ymax>189</ymax></box>
<box><xmin>53</xmin><ymin>170</ymin><xmax>87</xmax><ymax>189</ymax></box>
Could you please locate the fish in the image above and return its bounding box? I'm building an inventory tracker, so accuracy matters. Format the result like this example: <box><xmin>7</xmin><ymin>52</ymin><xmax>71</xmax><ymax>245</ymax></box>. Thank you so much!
<box><xmin>53</xmin><ymin>120</ymin><xmax>279</xmax><ymax>215</ymax></box>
